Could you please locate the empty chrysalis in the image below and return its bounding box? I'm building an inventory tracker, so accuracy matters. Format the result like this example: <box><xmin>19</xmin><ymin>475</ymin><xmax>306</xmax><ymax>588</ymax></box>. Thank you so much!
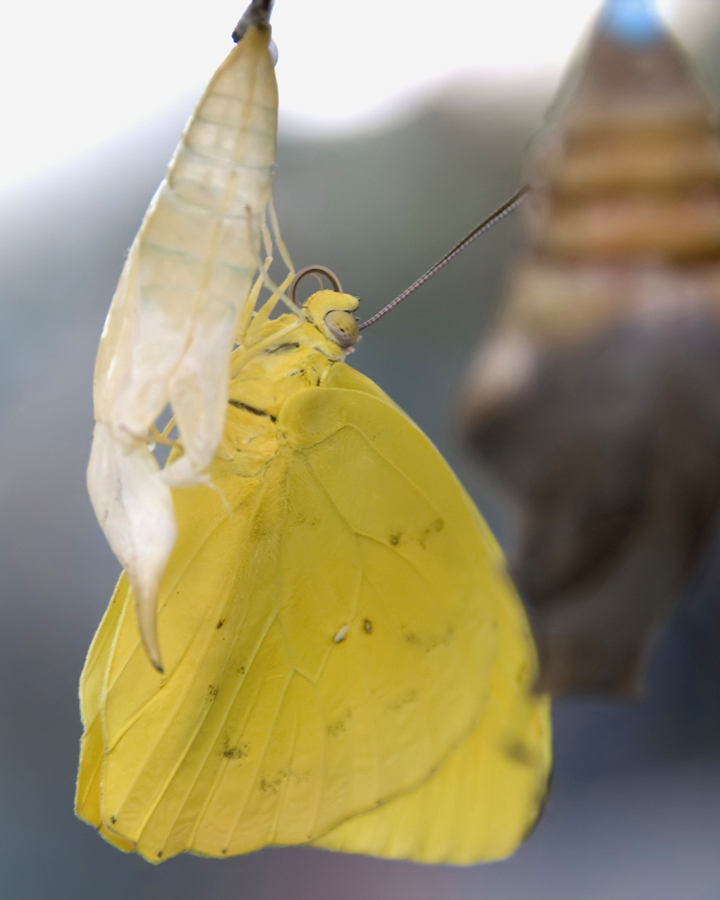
<box><xmin>460</xmin><ymin>0</ymin><xmax>720</xmax><ymax>696</ymax></box>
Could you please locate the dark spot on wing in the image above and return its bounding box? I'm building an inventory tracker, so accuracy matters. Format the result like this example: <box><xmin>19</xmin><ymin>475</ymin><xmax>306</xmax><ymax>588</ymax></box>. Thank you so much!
<box><xmin>222</xmin><ymin>848</ymin><xmax>228</xmax><ymax>855</ymax></box>
<box><xmin>109</xmin><ymin>816</ymin><xmax>117</xmax><ymax>825</ymax></box>
<box><xmin>207</xmin><ymin>684</ymin><xmax>220</xmax><ymax>700</ymax></box>
<box><xmin>237</xmin><ymin>666</ymin><xmax>245</xmax><ymax>676</ymax></box>
<box><xmin>419</xmin><ymin>518</ymin><xmax>445</xmax><ymax>548</ymax></box>
<box><xmin>390</xmin><ymin>688</ymin><xmax>418</xmax><ymax>710</ymax></box>
<box><xmin>290</xmin><ymin>509</ymin><xmax>320</xmax><ymax>527</ymax></box>
<box><xmin>389</xmin><ymin>532</ymin><xmax>401</xmax><ymax>546</ymax></box>
<box><xmin>157</xmin><ymin>851</ymin><xmax>163</xmax><ymax>859</ymax></box>
<box><xmin>503</xmin><ymin>739</ymin><xmax>536</xmax><ymax>766</ymax></box>
<box><xmin>216</xmin><ymin>619</ymin><xmax>225</xmax><ymax>629</ymax></box>
<box><xmin>259</xmin><ymin>773</ymin><xmax>286</xmax><ymax>794</ymax></box>
<box><xmin>363</xmin><ymin>619</ymin><xmax>373</xmax><ymax>634</ymax></box>
<box><xmin>222</xmin><ymin>740</ymin><xmax>248</xmax><ymax>760</ymax></box>
<box><xmin>327</xmin><ymin>710</ymin><xmax>352</xmax><ymax>736</ymax></box>
<box><xmin>228</xmin><ymin>399</ymin><xmax>277</xmax><ymax>422</ymax></box>
<box><xmin>404</xmin><ymin>627</ymin><xmax>454</xmax><ymax>652</ymax></box>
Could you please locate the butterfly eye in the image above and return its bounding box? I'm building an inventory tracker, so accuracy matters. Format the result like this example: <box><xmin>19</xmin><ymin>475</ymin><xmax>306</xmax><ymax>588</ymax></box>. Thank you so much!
<box><xmin>323</xmin><ymin>309</ymin><xmax>360</xmax><ymax>349</ymax></box>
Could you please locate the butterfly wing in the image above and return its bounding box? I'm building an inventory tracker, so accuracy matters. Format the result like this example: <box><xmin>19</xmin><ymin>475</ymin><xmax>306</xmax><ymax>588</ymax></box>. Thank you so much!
<box><xmin>77</xmin><ymin>361</ymin><xmax>545</xmax><ymax>863</ymax></box>
<box><xmin>76</xmin><ymin>587</ymin><xmax>135</xmax><ymax>852</ymax></box>
<box><xmin>312</xmin><ymin>545</ymin><xmax>551</xmax><ymax>864</ymax></box>
<box><xmin>304</xmin><ymin>364</ymin><xmax>551</xmax><ymax>863</ymax></box>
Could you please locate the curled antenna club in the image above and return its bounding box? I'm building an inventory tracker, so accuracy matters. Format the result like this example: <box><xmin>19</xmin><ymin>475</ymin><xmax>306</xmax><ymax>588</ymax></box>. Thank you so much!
<box><xmin>233</xmin><ymin>0</ymin><xmax>274</xmax><ymax>42</ymax></box>
<box><xmin>289</xmin><ymin>266</ymin><xmax>344</xmax><ymax>305</ymax></box>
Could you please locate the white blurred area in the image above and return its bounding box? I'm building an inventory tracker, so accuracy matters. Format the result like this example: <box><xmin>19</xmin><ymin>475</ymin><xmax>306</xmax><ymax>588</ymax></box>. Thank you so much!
<box><xmin>0</xmin><ymin>0</ymin><xmax>694</xmax><ymax>190</ymax></box>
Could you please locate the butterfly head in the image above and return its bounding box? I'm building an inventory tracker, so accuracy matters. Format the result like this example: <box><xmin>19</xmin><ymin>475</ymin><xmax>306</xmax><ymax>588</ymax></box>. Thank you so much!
<box><xmin>303</xmin><ymin>289</ymin><xmax>360</xmax><ymax>352</ymax></box>
<box><xmin>288</xmin><ymin>266</ymin><xmax>360</xmax><ymax>356</ymax></box>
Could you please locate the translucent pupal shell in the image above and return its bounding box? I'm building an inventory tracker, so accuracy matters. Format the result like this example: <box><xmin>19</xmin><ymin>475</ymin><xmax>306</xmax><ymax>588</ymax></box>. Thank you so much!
<box><xmin>88</xmin><ymin>23</ymin><xmax>277</xmax><ymax>669</ymax></box>
<box><xmin>461</xmin><ymin>5</ymin><xmax>720</xmax><ymax>695</ymax></box>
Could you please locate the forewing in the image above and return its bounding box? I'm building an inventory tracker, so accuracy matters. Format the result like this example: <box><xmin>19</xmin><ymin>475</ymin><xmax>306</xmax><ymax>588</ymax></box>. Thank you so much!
<box><xmin>82</xmin><ymin>372</ymin><xmax>508</xmax><ymax>862</ymax></box>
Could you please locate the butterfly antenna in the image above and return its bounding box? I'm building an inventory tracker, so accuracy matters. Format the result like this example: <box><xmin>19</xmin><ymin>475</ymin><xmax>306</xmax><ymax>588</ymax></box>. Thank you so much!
<box><xmin>358</xmin><ymin>186</ymin><xmax>529</xmax><ymax>331</ymax></box>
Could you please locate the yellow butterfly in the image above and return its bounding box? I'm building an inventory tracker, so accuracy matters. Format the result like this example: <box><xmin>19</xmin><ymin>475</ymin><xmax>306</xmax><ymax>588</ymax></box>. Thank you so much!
<box><xmin>76</xmin><ymin>1</ymin><xmax>551</xmax><ymax>865</ymax></box>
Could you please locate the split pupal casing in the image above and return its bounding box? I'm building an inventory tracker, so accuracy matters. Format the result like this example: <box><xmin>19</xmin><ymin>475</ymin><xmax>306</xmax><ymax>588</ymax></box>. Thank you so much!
<box><xmin>88</xmin><ymin>22</ymin><xmax>278</xmax><ymax>670</ymax></box>
<box><xmin>95</xmin><ymin>24</ymin><xmax>278</xmax><ymax>484</ymax></box>
<box><xmin>460</xmin><ymin>8</ymin><xmax>720</xmax><ymax>696</ymax></box>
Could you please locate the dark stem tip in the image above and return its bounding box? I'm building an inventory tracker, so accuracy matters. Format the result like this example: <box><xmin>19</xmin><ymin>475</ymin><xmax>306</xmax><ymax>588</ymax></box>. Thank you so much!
<box><xmin>232</xmin><ymin>0</ymin><xmax>274</xmax><ymax>43</ymax></box>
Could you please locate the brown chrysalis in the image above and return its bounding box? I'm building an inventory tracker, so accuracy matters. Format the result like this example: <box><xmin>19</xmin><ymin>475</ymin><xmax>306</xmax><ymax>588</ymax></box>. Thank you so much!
<box><xmin>461</xmin><ymin>6</ymin><xmax>720</xmax><ymax>696</ymax></box>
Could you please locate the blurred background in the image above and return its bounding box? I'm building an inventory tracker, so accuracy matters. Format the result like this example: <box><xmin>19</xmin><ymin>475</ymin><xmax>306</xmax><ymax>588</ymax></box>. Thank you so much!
<box><xmin>3</xmin><ymin>0</ymin><xmax>720</xmax><ymax>897</ymax></box>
